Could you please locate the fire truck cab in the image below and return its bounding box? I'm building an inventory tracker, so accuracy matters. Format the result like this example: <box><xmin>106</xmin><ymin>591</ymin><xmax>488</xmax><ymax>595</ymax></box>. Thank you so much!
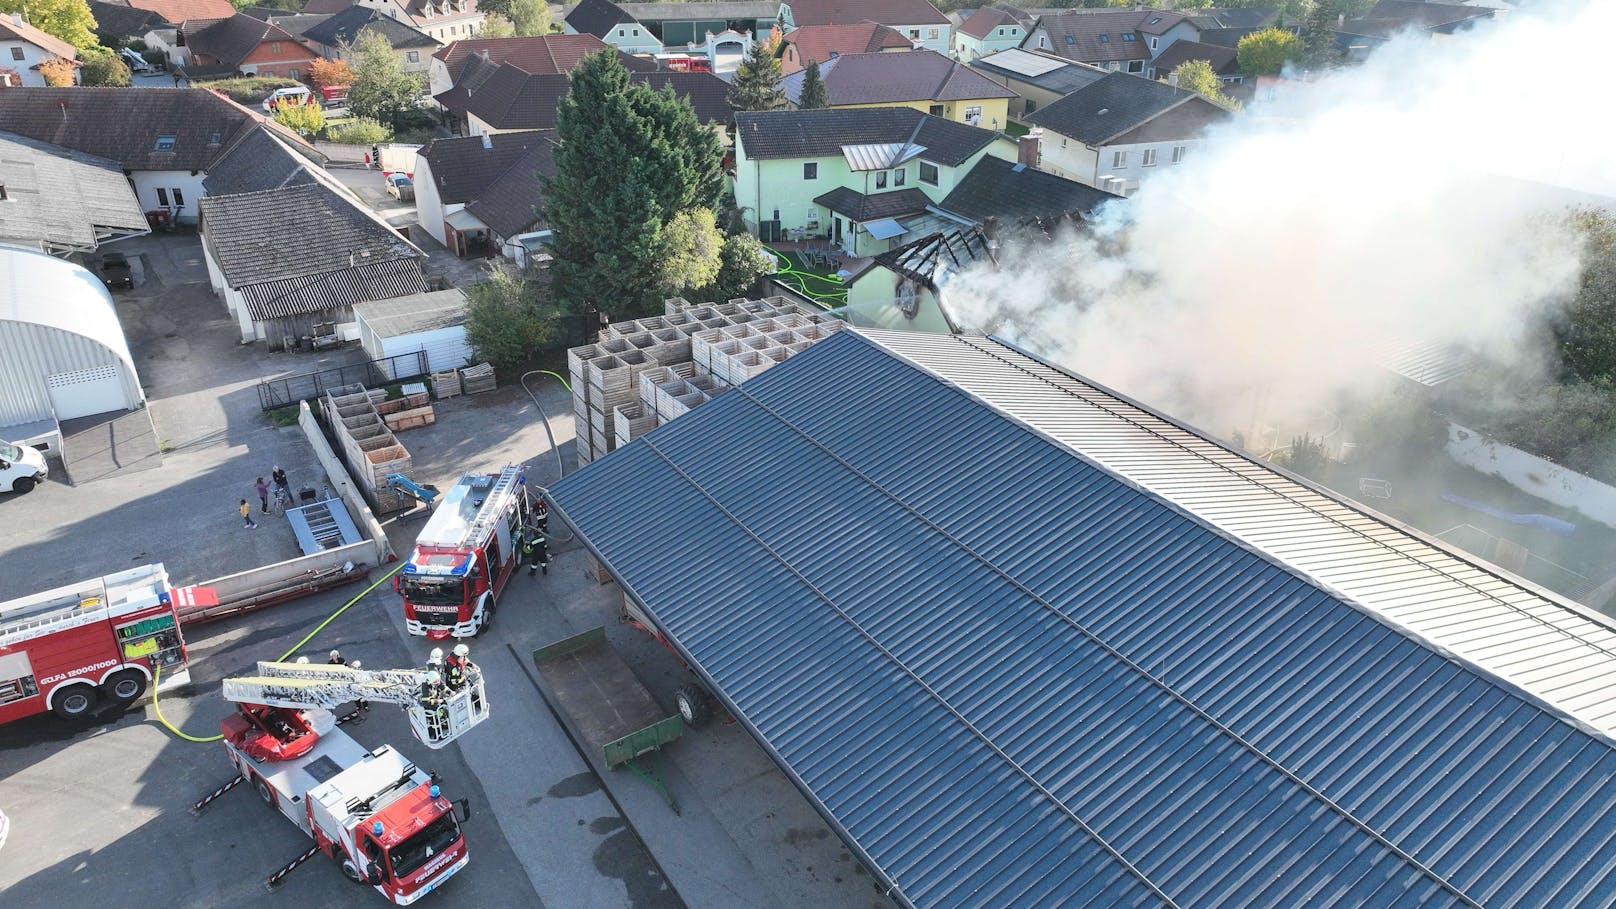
<box><xmin>225</xmin><ymin>732</ymin><xmax>469</xmax><ymax>904</ymax></box>
<box><xmin>400</xmin><ymin>467</ymin><xmax>530</xmax><ymax>640</ymax></box>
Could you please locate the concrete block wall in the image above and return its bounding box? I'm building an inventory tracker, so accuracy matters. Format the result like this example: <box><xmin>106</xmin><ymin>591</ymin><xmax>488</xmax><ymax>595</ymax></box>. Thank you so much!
<box><xmin>562</xmin><ymin>297</ymin><xmax>844</xmax><ymax>464</ymax></box>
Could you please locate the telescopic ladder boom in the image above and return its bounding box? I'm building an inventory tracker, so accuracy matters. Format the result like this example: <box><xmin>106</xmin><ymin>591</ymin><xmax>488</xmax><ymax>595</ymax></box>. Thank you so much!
<box><xmin>222</xmin><ymin>660</ymin><xmax>490</xmax><ymax>749</ymax></box>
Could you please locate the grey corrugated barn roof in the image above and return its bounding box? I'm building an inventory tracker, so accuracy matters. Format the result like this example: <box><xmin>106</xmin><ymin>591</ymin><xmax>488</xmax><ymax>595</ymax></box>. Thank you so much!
<box><xmin>549</xmin><ymin>327</ymin><xmax>1616</xmax><ymax>909</ymax></box>
<box><xmin>0</xmin><ymin>131</ymin><xmax>149</xmax><ymax>254</ymax></box>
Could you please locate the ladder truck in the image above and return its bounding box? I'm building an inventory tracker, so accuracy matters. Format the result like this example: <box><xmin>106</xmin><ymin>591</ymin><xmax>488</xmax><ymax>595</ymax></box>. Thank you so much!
<box><xmin>0</xmin><ymin>564</ymin><xmax>192</xmax><ymax>725</ymax></box>
<box><xmin>399</xmin><ymin>465</ymin><xmax>531</xmax><ymax>639</ymax></box>
<box><xmin>204</xmin><ymin>657</ymin><xmax>491</xmax><ymax>902</ymax></box>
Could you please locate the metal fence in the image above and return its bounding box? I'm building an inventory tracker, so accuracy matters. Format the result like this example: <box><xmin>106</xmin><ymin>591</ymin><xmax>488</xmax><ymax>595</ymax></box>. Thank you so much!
<box><xmin>257</xmin><ymin>351</ymin><xmax>429</xmax><ymax>411</ymax></box>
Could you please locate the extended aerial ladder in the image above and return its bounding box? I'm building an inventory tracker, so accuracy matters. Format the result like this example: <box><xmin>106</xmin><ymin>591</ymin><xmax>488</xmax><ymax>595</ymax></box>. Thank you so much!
<box><xmin>222</xmin><ymin>659</ymin><xmax>489</xmax><ymax>749</ymax></box>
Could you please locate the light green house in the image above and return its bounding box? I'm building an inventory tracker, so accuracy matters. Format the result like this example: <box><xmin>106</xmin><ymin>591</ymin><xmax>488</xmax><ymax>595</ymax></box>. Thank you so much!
<box><xmin>733</xmin><ymin>107</ymin><xmax>1016</xmax><ymax>258</ymax></box>
<box><xmin>953</xmin><ymin>6</ymin><xmax>1033</xmax><ymax>62</ymax></box>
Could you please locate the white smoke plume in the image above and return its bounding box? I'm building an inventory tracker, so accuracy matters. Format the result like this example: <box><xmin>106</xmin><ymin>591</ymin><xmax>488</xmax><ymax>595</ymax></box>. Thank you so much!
<box><xmin>948</xmin><ymin>0</ymin><xmax>1616</xmax><ymax>444</ymax></box>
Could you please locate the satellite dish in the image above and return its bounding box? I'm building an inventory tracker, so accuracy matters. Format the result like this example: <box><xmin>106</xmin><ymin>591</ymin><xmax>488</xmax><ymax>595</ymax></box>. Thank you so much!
<box><xmin>896</xmin><ymin>279</ymin><xmax>919</xmax><ymax>319</ymax></box>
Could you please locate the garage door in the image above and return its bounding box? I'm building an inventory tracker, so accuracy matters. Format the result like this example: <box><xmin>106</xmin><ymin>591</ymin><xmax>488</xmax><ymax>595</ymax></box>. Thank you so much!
<box><xmin>47</xmin><ymin>364</ymin><xmax>128</xmax><ymax>420</ymax></box>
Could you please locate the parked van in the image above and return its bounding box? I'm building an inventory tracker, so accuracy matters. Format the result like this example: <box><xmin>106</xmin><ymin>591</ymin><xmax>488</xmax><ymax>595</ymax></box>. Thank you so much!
<box><xmin>262</xmin><ymin>85</ymin><xmax>313</xmax><ymax>112</ymax></box>
<box><xmin>0</xmin><ymin>440</ymin><xmax>48</xmax><ymax>494</ymax></box>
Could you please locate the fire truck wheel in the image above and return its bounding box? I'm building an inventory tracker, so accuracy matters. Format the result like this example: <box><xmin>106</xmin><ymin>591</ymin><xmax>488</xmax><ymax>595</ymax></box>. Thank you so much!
<box><xmin>102</xmin><ymin>669</ymin><xmax>148</xmax><ymax>705</ymax></box>
<box><xmin>340</xmin><ymin>857</ymin><xmax>365</xmax><ymax>884</ymax></box>
<box><xmin>254</xmin><ymin>777</ymin><xmax>275</xmax><ymax>806</ymax></box>
<box><xmin>51</xmin><ymin>684</ymin><xmax>99</xmax><ymax>719</ymax></box>
<box><xmin>675</xmin><ymin>684</ymin><xmax>710</xmax><ymax>728</ymax></box>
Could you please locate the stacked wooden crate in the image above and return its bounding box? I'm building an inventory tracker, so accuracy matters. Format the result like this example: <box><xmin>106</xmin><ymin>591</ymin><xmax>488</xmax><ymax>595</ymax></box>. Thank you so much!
<box><xmin>319</xmin><ymin>383</ymin><xmax>412</xmax><ymax>513</ymax></box>
<box><xmin>561</xmin><ymin>297</ymin><xmax>845</xmax><ymax>464</ymax></box>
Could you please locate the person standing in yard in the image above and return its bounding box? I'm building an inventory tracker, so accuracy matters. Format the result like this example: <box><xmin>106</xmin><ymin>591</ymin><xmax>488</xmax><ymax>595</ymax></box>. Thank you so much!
<box><xmin>240</xmin><ymin>499</ymin><xmax>257</xmax><ymax>529</ymax></box>
<box><xmin>272</xmin><ymin>465</ymin><xmax>290</xmax><ymax>497</ymax></box>
<box><xmin>255</xmin><ymin>477</ymin><xmax>270</xmax><ymax>513</ymax></box>
<box><xmin>363</xmin><ymin>152</ymin><xmax>372</xmax><ymax>169</ymax></box>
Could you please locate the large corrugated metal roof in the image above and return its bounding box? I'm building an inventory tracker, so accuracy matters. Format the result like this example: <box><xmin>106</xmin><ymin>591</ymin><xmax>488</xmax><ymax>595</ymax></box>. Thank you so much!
<box><xmin>548</xmin><ymin>329</ymin><xmax>1616</xmax><ymax>909</ymax></box>
<box><xmin>871</xmin><ymin>331</ymin><xmax>1616</xmax><ymax>734</ymax></box>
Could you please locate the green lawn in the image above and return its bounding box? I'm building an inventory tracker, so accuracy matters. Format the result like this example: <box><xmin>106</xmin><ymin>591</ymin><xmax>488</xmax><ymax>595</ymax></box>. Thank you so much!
<box><xmin>1003</xmin><ymin>121</ymin><xmax>1031</xmax><ymax>138</ymax></box>
<box><xmin>768</xmin><ymin>250</ymin><xmax>848</xmax><ymax>305</ymax></box>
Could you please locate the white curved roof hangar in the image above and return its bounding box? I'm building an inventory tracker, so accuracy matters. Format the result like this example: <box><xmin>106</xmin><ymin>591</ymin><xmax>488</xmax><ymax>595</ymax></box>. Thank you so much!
<box><xmin>0</xmin><ymin>246</ymin><xmax>144</xmax><ymax>429</ymax></box>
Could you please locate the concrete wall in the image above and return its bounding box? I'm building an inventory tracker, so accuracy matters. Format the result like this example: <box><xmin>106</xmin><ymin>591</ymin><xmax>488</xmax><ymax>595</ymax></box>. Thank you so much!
<box><xmin>298</xmin><ymin>400</ymin><xmax>395</xmax><ymax>560</ymax></box>
<box><xmin>1446</xmin><ymin>422</ymin><xmax>1616</xmax><ymax>530</ymax></box>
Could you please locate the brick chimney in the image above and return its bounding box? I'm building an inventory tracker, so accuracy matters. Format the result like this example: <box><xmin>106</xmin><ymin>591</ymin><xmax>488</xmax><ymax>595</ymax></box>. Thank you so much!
<box><xmin>1016</xmin><ymin>131</ymin><xmax>1040</xmax><ymax>167</ymax></box>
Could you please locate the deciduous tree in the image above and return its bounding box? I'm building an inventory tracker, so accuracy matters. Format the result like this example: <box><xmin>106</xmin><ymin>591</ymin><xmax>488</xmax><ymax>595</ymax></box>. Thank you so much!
<box><xmin>310</xmin><ymin>57</ymin><xmax>354</xmax><ymax>89</ymax></box>
<box><xmin>1557</xmin><ymin>208</ymin><xmax>1616</xmax><ymax>384</ymax></box>
<box><xmin>465</xmin><ymin>266</ymin><xmax>562</xmax><ymax>373</ymax></box>
<box><xmin>797</xmin><ymin>59</ymin><xmax>828</xmax><ymax>109</ymax></box>
<box><xmin>703</xmin><ymin>233</ymin><xmax>775</xmax><ymax>301</ymax></box>
<box><xmin>507</xmin><ymin>0</ymin><xmax>552</xmax><ymax>36</ymax></box>
<box><xmin>1167</xmin><ymin>60</ymin><xmax>1239</xmax><ymax>110</ymax></box>
<box><xmin>347</xmin><ymin>31</ymin><xmax>422</xmax><ymax>130</ymax></box>
<box><xmin>657</xmin><ymin>209</ymin><xmax>724</xmax><ymax>295</ymax></box>
<box><xmin>728</xmin><ymin>38</ymin><xmax>785</xmax><ymax>112</ymax></box>
<box><xmin>78</xmin><ymin>48</ymin><xmax>130</xmax><ymax>86</ymax></box>
<box><xmin>539</xmin><ymin>51</ymin><xmax>724</xmax><ymax>317</ymax></box>
<box><xmin>0</xmin><ymin>0</ymin><xmax>97</xmax><ymax>51</ymax></box>
<box><xmin>272</xmin><ymin>99</ymin><xmax>326</xmax><ymax>136</ymax></box>
<box><xmin>1298</xmin><ymin>0</ymin><xmax>1344</xmax><ymax>70</ymax></box>
<box><xmin>1236</xmin><ymin>26</ymin><xmax>1300</xmax><ymax>76</ymax></box>
<box><xmin>37</xmin><ymin>57</ymin><xmax>76</xmax><ymax>85</ymax></box>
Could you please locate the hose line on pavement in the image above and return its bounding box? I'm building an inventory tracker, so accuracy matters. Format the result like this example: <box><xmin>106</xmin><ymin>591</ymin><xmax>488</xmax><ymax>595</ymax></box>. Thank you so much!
<box><xmin>150</xmin><ymin>562</ymin><xmax>406</xmax><ymax>744</ymax></box>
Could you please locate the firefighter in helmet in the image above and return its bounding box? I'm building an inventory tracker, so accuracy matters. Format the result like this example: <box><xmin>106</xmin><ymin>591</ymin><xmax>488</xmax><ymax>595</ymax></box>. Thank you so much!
<box><xmin>523</xmin><ymin>520</ymin><xmax>548</xmax><ymax>576</ymax></box>
<box><xmin>444</xmin><ymin>646</ymin><xmax>467</xmax><ymax>690</ymax></box>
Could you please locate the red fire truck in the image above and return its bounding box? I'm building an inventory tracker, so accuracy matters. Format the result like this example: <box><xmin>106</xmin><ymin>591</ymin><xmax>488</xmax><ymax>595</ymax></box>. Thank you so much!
<box><xmin>399</xmin><ymin>466</ymin><xmax>530</xmax><ymax>640</ymax></box>
<box><xmin>0</xmin><ymin>564</ymin><xmax>192</xmax><ymax>724</ymax></box>
<box><xmin>208</xmin><ymin>658</ymin><xmax>488</xmax><ymax>901</ymax></box>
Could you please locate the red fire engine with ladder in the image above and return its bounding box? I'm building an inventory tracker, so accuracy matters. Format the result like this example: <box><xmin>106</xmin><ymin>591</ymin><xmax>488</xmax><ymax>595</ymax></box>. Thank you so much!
<box><xmin>0</xmin><ymin>564</ymin><xmax>196</xmax><ymax>725</ymax></box>
<box><xmin>399</xmin><ymin>465</ymin><xmax>531</xmax><ymax>639</ymax></box>
<box><xmin>195</xmin><ymin>656</ymin><xmax>490</xmax><ymax>902</ymax></box>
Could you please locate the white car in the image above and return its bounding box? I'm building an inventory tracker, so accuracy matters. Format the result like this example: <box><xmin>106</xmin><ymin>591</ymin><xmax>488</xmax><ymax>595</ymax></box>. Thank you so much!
<box><xmin>262</xmin><ymin>86</ymin><xmax>313</xmax><ymax>112</ymax></box>
<box><xmin>0</xmin><ymin>439</ymin><xmax>48</xmax><ymax>494</ymax></box>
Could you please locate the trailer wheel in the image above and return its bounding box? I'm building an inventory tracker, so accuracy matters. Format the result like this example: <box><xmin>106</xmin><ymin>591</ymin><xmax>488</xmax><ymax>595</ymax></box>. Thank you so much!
<box><xmin>254</xmin><ymin>776</ymin><xmax>275</xmax><ymax>807</ymax></box>
<box><xmin>102</xmin><ymin>669</ymin><xmax>148</xmax><ymax>705</ymax></box>
<box><xmin>11</xmin><ymin>476</ymin><xmax>34</xmax><ymax>494</ymax></box>
<box><xmin>51</xmin><ymin>684</ymin><xmax>99</xmax><ymax>719</ymax></box>
<box><xmin>675</xmin><ymin>684</ymin><xmax>710</xmax><ymax>728</ymax></box>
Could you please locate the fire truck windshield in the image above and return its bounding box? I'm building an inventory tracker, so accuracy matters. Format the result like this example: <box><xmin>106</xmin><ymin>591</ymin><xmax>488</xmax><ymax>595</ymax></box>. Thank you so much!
<box><xmin>389</xmin><ymin>812</ymin><xmax>461</xmax><ymax>879</ymax></box>
<box><xmin>401</xmin><ymin>576</ymin><xmax>465</xmax><ymax>606</ymax></box>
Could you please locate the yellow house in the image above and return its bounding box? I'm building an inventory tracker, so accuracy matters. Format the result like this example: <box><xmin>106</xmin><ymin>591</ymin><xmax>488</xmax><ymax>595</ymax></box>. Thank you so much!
<box><xmin>782</xmin><ymin>48</ymin><xmax>1016</xmax><ymax>131</ymax></box>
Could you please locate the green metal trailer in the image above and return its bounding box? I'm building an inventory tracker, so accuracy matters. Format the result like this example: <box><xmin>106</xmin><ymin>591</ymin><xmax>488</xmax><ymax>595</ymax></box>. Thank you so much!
<box><xmin>532</xmin><ymin>626</ymin><xmax>683</xmax><ymax>810</ymax></box>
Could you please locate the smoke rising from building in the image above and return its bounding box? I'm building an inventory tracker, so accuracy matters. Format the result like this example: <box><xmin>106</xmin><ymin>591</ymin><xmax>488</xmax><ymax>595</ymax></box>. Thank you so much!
<box><xmin>947</xmin><ymin>1</ymin><xmax>1616</xmax><ymax>442</ymax></box>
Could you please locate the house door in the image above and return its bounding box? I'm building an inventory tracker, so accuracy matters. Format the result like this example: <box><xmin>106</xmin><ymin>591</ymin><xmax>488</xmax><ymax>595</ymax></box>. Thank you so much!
<box><xmin>833</xmin><ymin>218</ymin><xmax>843</xmax><ymax>245</ymax></box>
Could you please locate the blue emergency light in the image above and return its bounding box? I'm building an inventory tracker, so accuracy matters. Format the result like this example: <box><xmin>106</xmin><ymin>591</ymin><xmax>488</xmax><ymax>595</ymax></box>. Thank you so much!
<box><xmin>430</xmin><ymin>785</ymin><xmax>440</xmax><ymax>798</ymax></box>
<box><xmin>373</xmin><ymin>821</ymin><xmax>384</xmax><ymax>836</ymax></box>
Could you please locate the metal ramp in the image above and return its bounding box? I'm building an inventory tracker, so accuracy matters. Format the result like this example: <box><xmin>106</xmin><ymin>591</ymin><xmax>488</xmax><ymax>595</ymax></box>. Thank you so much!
<box><xmin>286</xmin><ymin>499</ymin><xmax>363</xmax><ymax>555</ymax></box>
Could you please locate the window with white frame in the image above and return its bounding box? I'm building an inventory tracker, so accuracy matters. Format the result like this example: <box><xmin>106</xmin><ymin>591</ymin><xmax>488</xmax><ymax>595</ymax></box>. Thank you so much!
<box><xmin>806</xmin><ymin>208</ymin><xmax>819</xmax><ymax>229</ymax></box>
<box><xmin>1171</xmin><ymin>145</ymin><xmax>1186</xmax><ymax>163</ymax></box>
<box><xmin>1141</xmin><ymin>149</ymin><xmax>1156</xmax><ymax>166</ymax></box>
<box><xmin>928</xmin><ymin>27</ymin><xmax>938</xmax><ymax>39</ymax></box>
<box><xmin>803</xmin><ymin>162</ymin><xmax>818</xmax><ymax>179</ymax></box>
<box><xmin>9</xmin><ymin>47</ymin><xmax>23</xmax><ymax>61</ymax></box>
<box><xmin>910</xmin><ymin>29</ymin><xmax>919</xmax><ymax>38</ymax></box>
<box><xmin>1150</xmin><ymin>36</ymin><xmax>1158</xmax><ymax>50</ymax></box>
<box><xmin>919</xmin><ymin>161</ymin><xmax>938</xmax><ymax>185</ymax></box>
<box><xmin>1127</xmin><ymin>60</ymin><xmax>1143</xmax><ymax>73</ymax></box>
<box><xmin>1108</xmin><ymin>61</ymin><xmax>1120</xmax><ymax>71</ymax></box>
<box><xmin>964</xmin><ymin>104</ymin><xmax>982</xmax><ymax>122</ymax></box>
<box><xmin>1112</xmin><ymin>150</ymin><xmax>1127</xmax><ymax>168</ymax></box>
<box><xmin>894</xmin><ymin>167</ymin><xmax>906</xmax><ymax>186</ymax></box>
<box><xmin>407</xmin><ymin>50</ymin><xmax>420</xmax><ymax>62</ymax></box>
<box><xmin>875</xmin><ymin>171</ymin><xmax>888</xmax><ymax>189</ymax></box>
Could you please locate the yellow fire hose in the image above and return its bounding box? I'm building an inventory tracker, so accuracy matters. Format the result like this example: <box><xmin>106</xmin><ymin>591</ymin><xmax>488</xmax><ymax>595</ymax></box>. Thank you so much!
<box><xmin>152</xmin><ymin>562</ymin><xmax>406</xmax><ymax>743</ymax></box>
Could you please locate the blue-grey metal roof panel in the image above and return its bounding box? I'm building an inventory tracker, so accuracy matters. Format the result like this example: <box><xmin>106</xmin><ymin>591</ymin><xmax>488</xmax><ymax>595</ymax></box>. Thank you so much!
<box><xmin>548</xmin><ymin>329</ymin><xmax>1616</xmax><ymax>909</ymax></box>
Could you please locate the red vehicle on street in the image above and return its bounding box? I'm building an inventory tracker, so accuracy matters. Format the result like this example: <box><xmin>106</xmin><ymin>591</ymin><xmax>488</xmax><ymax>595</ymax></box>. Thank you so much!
<box><xmin>399</xmin><ymin>466</ymin><xmax>531</xmax><ymax>639</ymax></box>
<box><xmin>0</xmin><ymin>564</ymin><xmax>192</xmax><ymax>724</ymax></box>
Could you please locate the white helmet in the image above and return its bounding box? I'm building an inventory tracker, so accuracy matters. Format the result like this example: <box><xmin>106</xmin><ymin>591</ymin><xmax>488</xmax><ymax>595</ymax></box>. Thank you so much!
<box><xmin>425</xmin><ymin>670</ymin><xmax>441</xmax><ymax>684</ymax></box>
<box><xmin>295</xmin><ymin>656</ymin><xmax>310</xmax><ymax>664</ymax></box>
<box><xmin>453</xmin><ymin>644</ymin><xmax>470</xmax><ymax>658</ymax></box>
<box><xmin>329</xmin><ymin>650</ymin><xmax>341</xmax><ymax>660</ymax></box>
<box><xmin>429</xmin><ymin>647</ymin><xmax>444</xmax><ymax>662</ymax></box>
<box><xmin>350</xmin><ymin>660</ymin><xmax>363</xmax><ymax>670</ymax></box>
